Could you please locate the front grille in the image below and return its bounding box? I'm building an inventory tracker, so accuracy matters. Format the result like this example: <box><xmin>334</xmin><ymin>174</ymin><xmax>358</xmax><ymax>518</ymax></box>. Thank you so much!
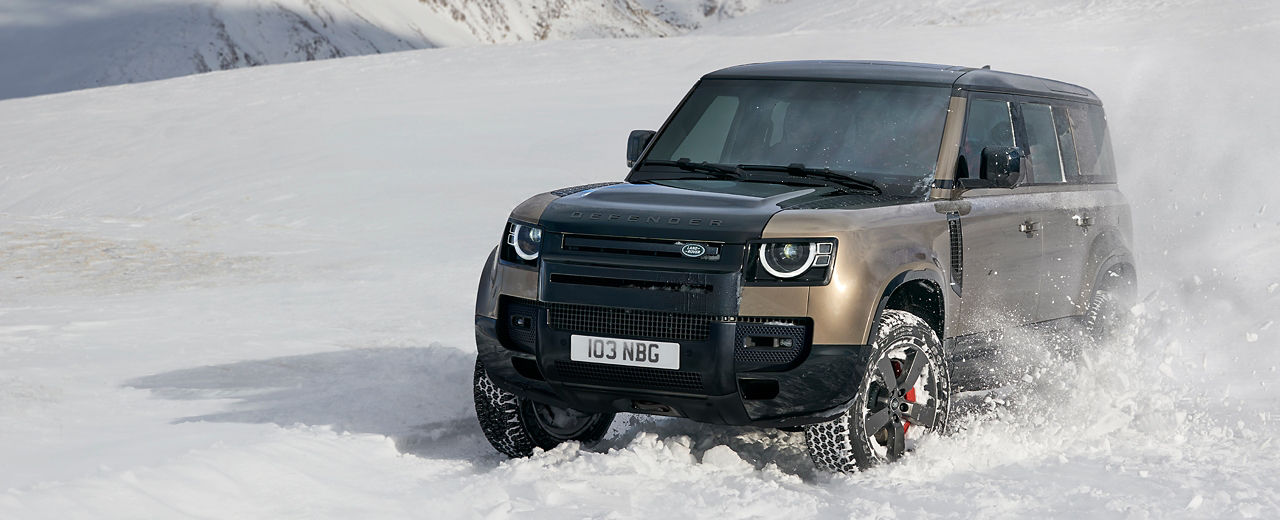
<box><xmin>554</xmin><ymin>361</ymin><xmax>704</xmax><ymax>393</ymax></box>
<box><xmin>547</xmin><ymin>302</ymin><xmax>716</xmax><ymax>341</ymax></box>
<box><xmin>560</xmin><ymin>234</ymin><xmax>723</xmax><ymax>262</ymax></box>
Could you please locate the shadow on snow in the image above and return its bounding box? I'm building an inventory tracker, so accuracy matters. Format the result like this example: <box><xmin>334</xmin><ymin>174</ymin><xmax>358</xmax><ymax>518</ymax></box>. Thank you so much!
<box><xmin>125</xmin><ymin>344</ymin><xmax>492</xmax><ymax>461</ymax></box>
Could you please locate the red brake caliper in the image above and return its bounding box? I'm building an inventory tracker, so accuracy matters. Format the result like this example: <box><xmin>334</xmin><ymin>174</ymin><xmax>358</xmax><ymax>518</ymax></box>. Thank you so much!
<box><xmin>890</xmin><ymin>359</ymin><xmax>917</xmax><ymax>435</ymax></box>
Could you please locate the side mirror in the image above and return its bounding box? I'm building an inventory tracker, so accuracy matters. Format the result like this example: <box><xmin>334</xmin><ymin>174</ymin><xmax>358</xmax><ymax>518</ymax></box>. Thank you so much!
<box><xmin>980</xmin><ymin>146</ymin><xmax>1024</xmax><ymax>188</ymax></box>
<box><xmin>627</xmin><ymin>130</ymin><xmax>656</xmax><ymax>167</ymax></box>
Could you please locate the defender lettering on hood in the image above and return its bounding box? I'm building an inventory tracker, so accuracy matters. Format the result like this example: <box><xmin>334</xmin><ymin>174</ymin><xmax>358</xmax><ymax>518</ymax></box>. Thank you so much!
<box><xmin>567</xmin><ymin>212</ymin><xmax>723</xmax><ymax>227</ymax></box>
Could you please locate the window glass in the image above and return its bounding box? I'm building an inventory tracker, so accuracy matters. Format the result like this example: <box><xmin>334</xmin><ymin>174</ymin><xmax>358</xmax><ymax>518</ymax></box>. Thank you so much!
<box><xmin>642</xmin><ymin>80</ymin><xmax>951</xmax><ymax>198</ymax></box>
<box><xmin>767</xmin><ymin>101</ymin><xmax>789</xmax><ymax>146</ymax></box>
<box><xmin>1069</xmin><ymin>104</ymin><xmax>1117</xmax><ymax>181</ymax></box>
<box><xmin>1053</xmin><ymin>107</ymin><xmax>1080</xmax><ymax>179</ymax></box>
<box><xmin>669</xmin><ymin>96</ymin><xmax>739</xmax><ymax>162</ymax></box>
<box><xmin>1021</xmin><ymin>103</ymin><xmax>1065</xmax><ymax>183</ymax></box>
<box><xmin>960</xmin><ymin>98</ymin><xmax>1014</xmax><ymax>179</ymax></box>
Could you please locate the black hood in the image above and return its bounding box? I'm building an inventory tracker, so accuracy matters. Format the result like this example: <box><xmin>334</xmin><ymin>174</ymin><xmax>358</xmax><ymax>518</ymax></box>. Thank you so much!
<box><xmin>537</xmin><ymin>180</ymin><xmax>916</xmax><ymax>243</ymax></box>
<box><xmin>537</xmin><ymin>180</ymin><xmax>812</xmax><ymax>243</ymax></box>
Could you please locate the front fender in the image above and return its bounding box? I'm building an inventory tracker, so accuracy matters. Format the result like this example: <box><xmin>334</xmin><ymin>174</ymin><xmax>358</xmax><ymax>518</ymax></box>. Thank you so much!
<box><xmin>475</xmin><ymin>246</ymin><xmax>538</xmax><ymax>319</ymax></box>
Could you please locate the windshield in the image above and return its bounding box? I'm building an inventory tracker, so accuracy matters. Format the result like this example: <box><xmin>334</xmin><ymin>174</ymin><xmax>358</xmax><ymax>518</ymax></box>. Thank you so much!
<box><xmin>635</xmin><ymin>79</ymin><xmax>951</xmax><ymax>197</ymax></box>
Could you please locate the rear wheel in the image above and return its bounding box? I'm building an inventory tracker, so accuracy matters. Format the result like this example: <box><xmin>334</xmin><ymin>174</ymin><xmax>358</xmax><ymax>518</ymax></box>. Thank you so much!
<box><xmin>1083</xmin><ymin>271</ymin><xmax>1136</xmax><ymax>343</ymax></box>
<box><xmin>804</xmin><ymin>310</ymin><xmax>950</xmax><ymax>472</ymax></box>
<box><xmin>473</xmin><ymin>358</ymin><xmax>614</xmax><ymax>458</ymax></box>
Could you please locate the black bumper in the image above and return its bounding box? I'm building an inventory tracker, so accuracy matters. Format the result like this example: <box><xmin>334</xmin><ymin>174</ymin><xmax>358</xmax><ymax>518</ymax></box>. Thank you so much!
<box><xmin>475</xmin><ymin>306</ymin><xmax>867</xmax><ymax>428</ymax></box>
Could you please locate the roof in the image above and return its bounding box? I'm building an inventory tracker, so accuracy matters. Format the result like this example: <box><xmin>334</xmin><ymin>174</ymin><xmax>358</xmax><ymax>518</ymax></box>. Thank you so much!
<box><xmin>703</xmin><ymin>60</ymin><xmax>1100</xmax><ymax>103</ymax></box>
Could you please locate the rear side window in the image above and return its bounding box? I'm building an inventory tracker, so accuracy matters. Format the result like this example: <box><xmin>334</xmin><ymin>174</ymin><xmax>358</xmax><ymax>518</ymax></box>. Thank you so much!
<box><xmin>1068</xmin><ymin>103</ymin><xmax>1117</xmax><ymax>182</ymax></box>
<box><xmin>1020</xmin><ymin>103</ymin><xmax>1066</xmax><ymax>183</ymax></box>
<box><xmin>960</xmin><ymin>98</ymin><xmax>1015</xmax><ymax>179</ymax></box>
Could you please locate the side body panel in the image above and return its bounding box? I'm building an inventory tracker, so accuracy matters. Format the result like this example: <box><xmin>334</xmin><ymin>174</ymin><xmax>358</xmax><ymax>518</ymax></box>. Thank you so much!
<box><xmin>952</xmin><ymin>189</ymin><xmax>1045</xmax><ymax>333</ymax></box>
<box><xmin>1039</xmin><ymin>187</ymin><xmax>1131</xmax><ymax>317</ymax></box>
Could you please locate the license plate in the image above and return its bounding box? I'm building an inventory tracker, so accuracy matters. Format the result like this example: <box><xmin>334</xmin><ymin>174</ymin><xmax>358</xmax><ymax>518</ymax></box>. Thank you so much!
<box><xmin>570</xmin><ymin>334</ymin><xmax>680</xmax><ymax>370</ymax></box>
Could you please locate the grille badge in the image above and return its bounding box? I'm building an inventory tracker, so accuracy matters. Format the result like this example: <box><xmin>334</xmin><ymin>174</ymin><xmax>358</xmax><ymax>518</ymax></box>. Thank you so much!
<box><xmin>680</xmin><ymin>243</ymin><xmax>708</xmax><ymax>258</ymax></box>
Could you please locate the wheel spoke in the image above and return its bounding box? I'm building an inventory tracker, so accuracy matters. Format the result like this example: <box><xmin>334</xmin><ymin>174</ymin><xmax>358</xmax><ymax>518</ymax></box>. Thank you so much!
<box><xmin>900</xmin><ymin>350</ymin><xmax>926</xmax><ymax>391</ymax></box>
<box><xmin>876</xmin><ymin>356</ymin><xmax>899</xmax><ymax>393</ymax></box>
<box><xmin>887</xmin><ymin>418</ymin><xmax>905</xmax><ymax>461</ymax></box>
<box><xmin>864</xmin><ymin>407</ymin><xmax>892</xmax><ymax>435</ymax></box>
<box><xmin>901</xmin><ymin>400</ymin><xmax>937</xmax><ymax>428</ymax></box>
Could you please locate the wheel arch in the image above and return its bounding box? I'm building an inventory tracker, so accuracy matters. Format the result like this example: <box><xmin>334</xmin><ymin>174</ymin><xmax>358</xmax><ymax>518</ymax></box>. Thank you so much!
<box><xmin>869</xmin><ymin>269</ymin><xmax>947</xmax><ymax>343</ymax></box>
<box><xmin>1078</xmin><ymin>227</ymin><xmax>1137</xmax><ymax>309</ymax></box>
<box><xmin>1093</xmin><ymin>253</ymin><xmax>1138</xmax><ymax>297</ymax></box>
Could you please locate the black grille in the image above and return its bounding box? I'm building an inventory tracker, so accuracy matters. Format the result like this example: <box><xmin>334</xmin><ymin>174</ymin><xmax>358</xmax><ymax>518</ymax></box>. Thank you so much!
<box><xmin>733</xmin><ymin>320</ymin><xmax>808</xmax><ymax>371</ymax></box>
<box><xmin>554</xmin><ymin>361</ymin><xmax>704</xmax><ymax>393</ymax></box>
<box><xmin>780</xmin><ymin>193</ymin><xmax>914</xmax><ymax>210</ymax></box>
<box><xmin>550</xmin><ymin>182</ymin><xmax>620</xmax><ymax>197</ymax></box>
<box><xmin>547</xmin><ymin>302</ymin><xmax>715</xmax><ymax>341</ymax></box>
<box><xmin>502</xmin><ymin>299</ymin><xmax>539</xmax><ymax>352</ymax></box>
<box><xmin>948</xmin><ymin>215</ymin><xmax>963</xmax><ymax>295</ymax></box>
<box><xmin>560</xmin><ymin>234</ymin><xmax>722</xmax><ymax>262</ymax></box>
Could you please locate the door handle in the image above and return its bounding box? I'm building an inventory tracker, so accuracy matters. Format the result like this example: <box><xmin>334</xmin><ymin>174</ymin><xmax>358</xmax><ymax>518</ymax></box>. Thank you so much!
<box><xmin>1019</xmin><ymin>220</ymin><xmax>1039</xmax><ymax>236</ymax></box>
<box><xmin>1072</xmin><ymin>214</ymin><xmax>1093</xmax><ymax>228</ymax></box>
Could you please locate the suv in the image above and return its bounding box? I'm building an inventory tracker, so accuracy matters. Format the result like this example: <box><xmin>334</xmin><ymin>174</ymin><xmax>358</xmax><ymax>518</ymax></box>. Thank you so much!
<box><xmin>472</xmin><ymin>61</ymin><xmax>1134</xmax><ymax>471</ymax></box>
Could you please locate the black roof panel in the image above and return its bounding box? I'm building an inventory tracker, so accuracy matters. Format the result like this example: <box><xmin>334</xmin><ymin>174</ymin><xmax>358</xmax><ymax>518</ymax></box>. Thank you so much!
<box><xmin>703</xmin><ymin>60</ymin><xmax>1100</xmax><ymax>103</ymax></box>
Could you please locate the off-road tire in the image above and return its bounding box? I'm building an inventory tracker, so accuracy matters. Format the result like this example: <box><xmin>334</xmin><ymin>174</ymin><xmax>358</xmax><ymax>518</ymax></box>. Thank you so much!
<box><xmin>473</xmin><ymin>358</ymin><xmax>614</xmax><ymax>458</ymax></box>
<box><xmin>804</xmin><ymin>310</ymin><xmax>950</xmax><ymax>472</ymax></box>
<box><xmin>1083</xmin><ymin>269</ymin><xmax>1136</xmax><ymax>344</ymax></box>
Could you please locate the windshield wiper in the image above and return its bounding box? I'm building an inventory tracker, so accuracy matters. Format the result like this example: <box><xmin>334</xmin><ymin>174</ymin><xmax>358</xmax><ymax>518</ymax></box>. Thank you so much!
<box><xmin>737</xmin><ymin>163</ymin><xmax>882</xmax><ymax>194</ymax></box>
<box><xmin>644</xmin><ymin>159</ymin><xmax>743</xmax><ymax>180</ymax></box>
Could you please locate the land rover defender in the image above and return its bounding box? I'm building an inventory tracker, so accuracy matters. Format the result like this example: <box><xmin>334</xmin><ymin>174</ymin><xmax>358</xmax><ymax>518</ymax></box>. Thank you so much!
<box><xmin>472</xmin><ymin>61</ymin><xmax>1134</xmax><ymax>471</ymax></box>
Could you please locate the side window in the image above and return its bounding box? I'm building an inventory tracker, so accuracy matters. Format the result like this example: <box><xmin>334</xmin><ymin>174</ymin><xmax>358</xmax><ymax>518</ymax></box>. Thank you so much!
<box><xmin>1068</xmin><ymin>103</ymin><xmax>1117</xmax><ymax>182</ymax></box>
<box><xmin>669</xmin><ymin>95</ymin><xmax>740</xmax><ymax>163</ymax></box>
<box><xmin>1020</xmin><ymin>103</ymin><xmax>1066</xmax><ymax>183</ymax></box>
<box><xmin>1053</xmin><ymin>106</ymin><xmax>1081</xmax><ymax>180</ymax></box>
<box><xmin>960</xmin><ymin>98</ymin><xmax>1015</xmax><ymax>179</ymax></box>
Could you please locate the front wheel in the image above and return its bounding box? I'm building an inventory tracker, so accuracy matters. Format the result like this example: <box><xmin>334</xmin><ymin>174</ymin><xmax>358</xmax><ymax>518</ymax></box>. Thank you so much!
<box><xmin>473</xmin><ymin>358</ymin><xmax>614</xmax><ymax>458</ymax></box>
<box><xmin>804</xmin><ymin>310</ymin><xmax>951</xmax><ymax>472</ymax></box>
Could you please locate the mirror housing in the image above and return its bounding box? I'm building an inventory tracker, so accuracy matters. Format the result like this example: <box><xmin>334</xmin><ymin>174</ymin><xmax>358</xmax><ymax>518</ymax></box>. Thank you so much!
<box><xmin>627</xmin><ymin>130</ymin><xmax>656</xmax><ymax>167</ymax></box>
<box><xmin>980</xmin><ymin>146</ymin><xmax>1024</xmax><ymax>188</ymax></box>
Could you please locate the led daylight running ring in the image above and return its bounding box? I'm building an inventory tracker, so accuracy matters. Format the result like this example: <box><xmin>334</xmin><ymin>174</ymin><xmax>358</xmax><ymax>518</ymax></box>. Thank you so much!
<box><xmin>759</xmin><ymin>242</ymin><xmax>816</xmax><ymax>278</ymax></box>
<box><xmin>509</xmin><ymin>224</ymin><xmax>541</xmax><ymax>261</ymax></box>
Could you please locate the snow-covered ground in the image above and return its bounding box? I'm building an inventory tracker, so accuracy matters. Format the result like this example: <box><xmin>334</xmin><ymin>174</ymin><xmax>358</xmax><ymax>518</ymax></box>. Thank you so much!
<box><xmin>0</xmin><ymin>0</ymin><xmax>780</xmax><ymax>100</ymax></box>
<box><xmin>1</xmin><ymin>0</ymin><xmax>1279</xmax><ymax>517</ymax></box>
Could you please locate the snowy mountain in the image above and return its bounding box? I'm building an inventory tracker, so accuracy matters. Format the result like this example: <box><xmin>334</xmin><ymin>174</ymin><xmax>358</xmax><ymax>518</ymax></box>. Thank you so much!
<box><xmin>0</xmin><ymin>0</ymin><xmax>781</xmax><ymax>101</ymax></box>
<box><xmin>2</xmin><ymin>0</ymin><xmax>1279</xmax><ymax>517</ymax></box>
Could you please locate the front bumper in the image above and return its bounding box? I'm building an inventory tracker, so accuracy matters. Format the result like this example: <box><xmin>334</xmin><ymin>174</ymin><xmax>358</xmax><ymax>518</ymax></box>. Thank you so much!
<box><xmin>475</xmin><ymin>301</ymin><xmax>867</xmax><ymax>428</ymax></box>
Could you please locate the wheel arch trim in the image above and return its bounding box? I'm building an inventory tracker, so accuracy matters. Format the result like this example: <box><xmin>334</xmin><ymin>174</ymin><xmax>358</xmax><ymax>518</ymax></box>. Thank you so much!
<box><xmin>868</xmin><ymin>268</ymin><xmax>948</xmax><ymax>343</ymax></box>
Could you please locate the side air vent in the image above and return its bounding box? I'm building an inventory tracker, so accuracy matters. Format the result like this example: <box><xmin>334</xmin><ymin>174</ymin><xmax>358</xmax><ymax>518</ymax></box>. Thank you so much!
<box><xmin>948</xmin><ymin>214</ymin><xmax>963</xmax><ymax>296</ymax></box>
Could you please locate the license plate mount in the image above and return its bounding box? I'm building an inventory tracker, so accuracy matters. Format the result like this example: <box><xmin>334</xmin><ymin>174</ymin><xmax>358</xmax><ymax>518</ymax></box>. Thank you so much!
<box><xmin>569</xmin><ymin>334</ymin><xmax>680</xmax><ymax>370</ymax></box>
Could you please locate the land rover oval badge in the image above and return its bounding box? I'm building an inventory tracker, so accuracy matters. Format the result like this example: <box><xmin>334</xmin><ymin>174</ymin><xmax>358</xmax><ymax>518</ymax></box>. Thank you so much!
<box><xmin>681</xmin><ymin>243</ymin><xmax>707</xmax><ymax>258</ymax></box>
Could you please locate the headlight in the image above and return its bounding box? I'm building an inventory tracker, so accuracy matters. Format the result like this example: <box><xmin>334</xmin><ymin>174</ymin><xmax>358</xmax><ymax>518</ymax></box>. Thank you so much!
<box><xmin>759</xmin><ymin>242</ymin><xmax>814</xmax><ymax>278</ymax></box>
<box><xmin>506</xmin><ymin>223</ymin><xmax>542</xmax><ymax>261</ymax></box>
<box><xmin>750</xmin><ymin>239</ymin><xmax>835</xmax><ymax>284</ymax></box>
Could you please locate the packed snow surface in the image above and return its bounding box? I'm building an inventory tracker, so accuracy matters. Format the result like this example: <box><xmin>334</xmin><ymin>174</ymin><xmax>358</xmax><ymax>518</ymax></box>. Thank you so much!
<box><xmin>2</xmin><ymin>0</ymin><xmax>1280</xmax><ymax>518</ymax></box>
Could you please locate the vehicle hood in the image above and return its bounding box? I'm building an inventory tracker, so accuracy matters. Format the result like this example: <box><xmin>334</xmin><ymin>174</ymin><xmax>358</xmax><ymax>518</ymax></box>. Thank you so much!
<box><xmin>535</xmin><ymin>180</ymin><xmax>908</xmax><ymax>243</ymax></box>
